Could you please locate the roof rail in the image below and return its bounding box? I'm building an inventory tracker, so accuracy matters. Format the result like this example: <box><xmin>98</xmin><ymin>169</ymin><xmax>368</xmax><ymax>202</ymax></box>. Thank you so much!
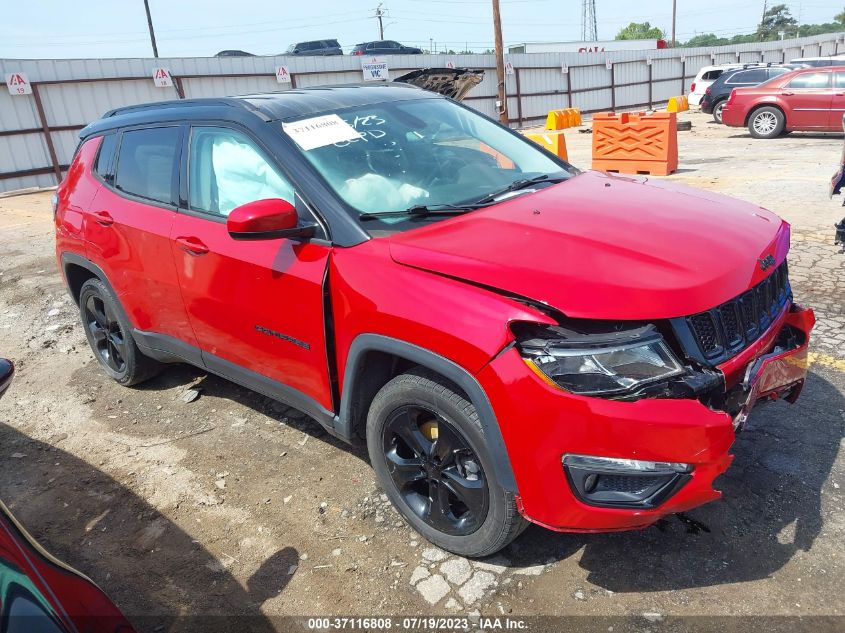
<box><xmin>103</xmin><ymin>98</ymin><xmax>241</xmax><ymax>118</ymax></box>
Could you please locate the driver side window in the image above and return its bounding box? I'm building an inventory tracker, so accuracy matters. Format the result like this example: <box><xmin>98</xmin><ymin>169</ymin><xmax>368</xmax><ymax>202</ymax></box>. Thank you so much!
<box><xmin>188</xmin><ymin>126</ymin><xmax>295</xmax><ymax>217</ymax></box>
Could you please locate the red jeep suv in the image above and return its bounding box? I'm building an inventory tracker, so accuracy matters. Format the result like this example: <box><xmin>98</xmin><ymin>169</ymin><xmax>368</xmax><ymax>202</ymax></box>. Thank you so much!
<box><xmin>55</xmin><ymin>84</ymin><xmax>814</xmax><ymax>556</ymax></box>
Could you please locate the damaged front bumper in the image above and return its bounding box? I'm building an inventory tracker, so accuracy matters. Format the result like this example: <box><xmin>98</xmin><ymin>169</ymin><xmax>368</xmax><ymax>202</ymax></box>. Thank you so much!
<box><xmin>478</xmin><ymin>303</ymin><xmax>815</xmax><ymax>532</ymax></box>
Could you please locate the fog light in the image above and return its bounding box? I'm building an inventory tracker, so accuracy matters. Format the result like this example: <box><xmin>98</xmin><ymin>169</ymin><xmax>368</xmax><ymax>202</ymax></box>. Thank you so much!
<box><xmin>562</xmin><ymin>454</ymin><xmax>693</xmax><ymax>508</ymax></box>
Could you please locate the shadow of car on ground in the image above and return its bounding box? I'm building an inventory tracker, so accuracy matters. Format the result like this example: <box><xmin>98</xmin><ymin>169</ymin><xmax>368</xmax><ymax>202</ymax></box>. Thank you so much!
<box><xmin>0</xmin><ymin>419</ymin><xmax>295</xmax><ymax>632</ymax></box>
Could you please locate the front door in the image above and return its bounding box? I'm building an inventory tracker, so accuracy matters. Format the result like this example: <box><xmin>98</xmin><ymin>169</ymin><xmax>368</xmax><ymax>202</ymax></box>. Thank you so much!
<box><xmin>170</xmin><ymin>125</ymin><xmax>334</xmax><ymax>412</ymax></box>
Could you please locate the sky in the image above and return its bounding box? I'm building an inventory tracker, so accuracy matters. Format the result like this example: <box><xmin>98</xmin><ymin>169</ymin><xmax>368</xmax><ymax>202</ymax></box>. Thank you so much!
<box><xmin>0</xmin><ymin>0</ymin><xmax>839</xmax><ymax>58</ymax></box>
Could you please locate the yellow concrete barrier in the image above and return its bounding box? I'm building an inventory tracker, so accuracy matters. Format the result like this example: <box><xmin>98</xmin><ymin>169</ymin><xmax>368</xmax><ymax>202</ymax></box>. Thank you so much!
<box><xmin>544</xmin><ymin>108</ymin><xmax>582</xmax><ymax>130</ymax></box>
<box><xmin>524</xmin><ymin>130</ymin><xmax>568</xmax><ymax>160</ymax></box>
<box><xmin>667</xmin><ymin>95</ymin><xmax>689</xmax><ymax>113</ymax></box>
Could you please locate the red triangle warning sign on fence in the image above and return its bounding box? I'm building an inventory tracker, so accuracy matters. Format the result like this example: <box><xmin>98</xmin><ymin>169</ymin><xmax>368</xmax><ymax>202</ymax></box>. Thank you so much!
<box><xmin>6</xmin><ymin>72</ymin><xmax>32</xmax><ymax>95</ymax></box>
<box><xmin>152</xmin><ymin>67</ymin><xmax>173</xmax><ymax>88</ymax></box>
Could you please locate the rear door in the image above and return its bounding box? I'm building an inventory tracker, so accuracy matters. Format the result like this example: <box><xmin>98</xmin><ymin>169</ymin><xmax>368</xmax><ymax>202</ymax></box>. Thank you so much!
<box><xmin>170</xmin><ymin>124</ymin><xmax>334</xmax><ymax>411</ymax></box>
<box><xmin>831</xmin><ymin>71</ymin><xmax>845</xmax><ymax>129</ymax></box>
<box><xmin>86</xmin><ymin>125</ymin><xmax>198</xmax><ymax>346</ymax></box>
<box><xmin>782</xmin><ymin>71</ymin><xmax>833</xmax><ymax>129</ymax></box>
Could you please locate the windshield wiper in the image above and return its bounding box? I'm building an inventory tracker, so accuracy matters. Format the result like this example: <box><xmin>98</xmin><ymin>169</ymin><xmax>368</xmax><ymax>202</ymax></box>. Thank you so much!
<box><xmin>474</xmin><ymin>173</ymin><xmax>567</xmax><ymax>204</ymax></box>
<box><xmin>359</xmin><ymin>203</ymin><xmax>487</xmax><ymax>221</ymax></box>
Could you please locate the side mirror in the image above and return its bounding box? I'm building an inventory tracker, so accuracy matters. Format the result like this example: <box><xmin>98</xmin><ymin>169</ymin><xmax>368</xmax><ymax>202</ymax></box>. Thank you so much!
<box><xmin>227</xmin><ymin>198</ymin><xmax>316</xmax><ymax>240</ymax></box>
<box><xmin>0</xmin><ymin>358</ymin><xmax>14</xmax><ymax>400</ymax></box>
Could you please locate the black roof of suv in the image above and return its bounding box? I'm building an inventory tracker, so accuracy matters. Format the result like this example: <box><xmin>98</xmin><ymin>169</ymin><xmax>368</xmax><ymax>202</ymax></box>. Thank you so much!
<box><xmin>84</xmin><ymin>85</ymin><xmax>430</xmax><ymax>138</ymax></box>
<box><xmin>700</xmin><ymin>64</ymin><xmax>801</xmax><ymax>121</ymax></box>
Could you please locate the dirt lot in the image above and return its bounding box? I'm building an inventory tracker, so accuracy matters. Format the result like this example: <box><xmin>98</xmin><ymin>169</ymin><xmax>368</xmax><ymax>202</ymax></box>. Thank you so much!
<box><xmin>0</xmin><ymin>109</ymin><xmax>843</xmax><ymax>631</ymax></box>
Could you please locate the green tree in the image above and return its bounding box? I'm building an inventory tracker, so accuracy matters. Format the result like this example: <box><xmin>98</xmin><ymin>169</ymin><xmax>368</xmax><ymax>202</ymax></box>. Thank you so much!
<box><xmin>615</xmin><ymin>22</ymin><xmax>665</xmax><ymax>40</ymax></box>
<box><xmin>757</xmin><ymin>4</ymin><xmax>798</xmax><ymax>40</ymax></box>
<box><xmin>684</xmin><ymin>33</ymin><xmax>726</xmax><ymax>47</ymax></box>
<box><xmin>835</xmin><ymin>8</ymin><xmax>845</xmax><ymax>25</ymax></box>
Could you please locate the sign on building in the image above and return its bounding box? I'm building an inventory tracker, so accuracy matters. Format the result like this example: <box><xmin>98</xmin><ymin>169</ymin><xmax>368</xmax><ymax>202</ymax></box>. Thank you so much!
<box><xmin>152</xmin><ymin>67</ymin><xmax>173</xmax><ymax>88</ymax></box>
<box><xmin>504</xmin><ymin>61</ymin><xmax>514</xmax><ymax>75</ymax></box>
<box><xmin>362</xmin><ymin>57</ymin><xmax>389</xmax><ymax>81</ymax></box>
<box><xmin>6</xmin><ymin>72</ymin><xmax>32</xmax><ymax>95</ymax></box>
<box><xmin>276</xmin><ymin>66</ymin><xmax>291</xmax><ymax>83</ymax></box>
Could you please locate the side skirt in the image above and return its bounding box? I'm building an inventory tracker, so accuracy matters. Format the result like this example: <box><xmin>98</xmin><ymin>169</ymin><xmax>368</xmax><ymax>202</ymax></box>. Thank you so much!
<box><xmin>132</xmin><ymin>329</ymin><xmax>342</xmax><ymax>440</ymax></box>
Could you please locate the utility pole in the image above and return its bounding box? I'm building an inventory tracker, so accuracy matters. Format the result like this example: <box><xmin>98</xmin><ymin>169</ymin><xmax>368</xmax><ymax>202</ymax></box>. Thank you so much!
<box><xmin>143</xmin><ymin>0</ymin><xmax>159</xmax><ymax>58</ymax></box>
<box><xmin>671</xmin><ymin>0</ymin><xmax>677</xmax><ymax>46</ymax></box>
<box><xmin>492</xmin><ymin>0</ymin><xmax>507</xmax><ymax>124</ymax></box>
<box><xmin>759</xmin><ymin>0</ymin><xmax>768</xmax><ymax>41</ymax></box>
<box><xmin>374</xmin><ymin>3</ymin><xmax>386</xmax><ymax>39</ymax></box>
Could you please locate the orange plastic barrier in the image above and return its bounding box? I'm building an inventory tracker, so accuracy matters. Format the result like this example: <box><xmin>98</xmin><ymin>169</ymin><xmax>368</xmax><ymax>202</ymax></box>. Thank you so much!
<box><xmin>591</xmin><ymin>111</ymin><xmax>678</xmax><ymax>176</ymax></box>
<box><xmin>544</xmin><ymin>108</ymin><xmax>581</xmax><ymax>130</ymax></box>
<box><xmin>666</xmin><ymin>95</ymin><xmax>689</xmax><ymax>113</ymax></box>
<box><xmin>524</xmin><ymin>130</ymin><xmax>568</xmax><ymax>160</ymax></box>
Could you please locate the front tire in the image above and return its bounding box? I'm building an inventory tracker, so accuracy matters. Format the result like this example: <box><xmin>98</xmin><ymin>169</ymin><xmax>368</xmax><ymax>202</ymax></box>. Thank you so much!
<box><xmin>366</xmin><ymin>368</ymin><xmax>526</xmax><ymax>557</ymax></box>
<box><xmin>78</xmin><ymin>278</ymin><xmax>161</xmax><ymax>386</ymax></box>
<box><xmin>748</xmin><ymin>106</ymin><xmax>785</xmax><ymax>139</ymax></box>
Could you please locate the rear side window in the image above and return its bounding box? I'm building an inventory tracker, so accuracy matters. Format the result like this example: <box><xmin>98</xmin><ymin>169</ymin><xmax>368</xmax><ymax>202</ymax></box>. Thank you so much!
<box><xmin>326</xmin><ymin>39</ymin><xmax>340</xmax><ymax>48</ymax></box>
<box><xmin>835</xmin><ymin>72</ymin><xmax>845</xmax><ymax>88</ymax></box>
<box><xmin>94</xmin><ymin>133</ymin><xmax>118</xmax><ymax>182</ymax></box>
<box><xmin>114</xmin><ymin>127</ymin><xmax>180</xmax><ymax>205</ymax></box>
<box><xmin>727</xmin><ymin>69</ymin><xmax>767</xmax><ymax>84</ymax></box>
<box><xmin>787</xmin><ymin>72</ymin><xmax>831</xmax><ymax>89</ymax></box>
<box><xmin>701</xmin><ymin>70</ymin><xmax>723</xmax><ymax>80</ymax></box>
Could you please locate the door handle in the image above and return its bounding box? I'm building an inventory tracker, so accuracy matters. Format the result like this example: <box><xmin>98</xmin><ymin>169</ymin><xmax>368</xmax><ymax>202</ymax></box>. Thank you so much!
<box><xmin>92</xmin><ymin>210</ymin><xmax>114</xmax><ymax>226</ymax></box>
<box><xmin>175</xmin><ymin>236</ymin><xmax>209</xmax><ymax>256</ymax></box>
<box><xmin>780</xmin><ymin>91</ymin><xmax>794</xmax><ymax>96</ymax></box>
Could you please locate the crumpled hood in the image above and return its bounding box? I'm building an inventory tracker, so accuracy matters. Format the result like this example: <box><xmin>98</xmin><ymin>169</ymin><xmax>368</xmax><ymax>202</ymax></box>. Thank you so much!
<box><xmin>393</xmin><ymin>68</ymin><xmax>484</xmax><ymax>101</ymax></box>
<box><xmin>388</xmin><ymin>171</ymin><xmax>790</xmax><ymax>320</ymax></box>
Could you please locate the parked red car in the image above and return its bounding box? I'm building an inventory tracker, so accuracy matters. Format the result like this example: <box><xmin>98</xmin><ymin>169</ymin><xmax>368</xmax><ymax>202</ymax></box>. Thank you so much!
<box><xmin>721</xmin><ymin>65</ymin><xmax>845</xmax><ymax>138</ymax></box>
<box><xmin>55</xmin><ymin>82</ymin><xmax>814</xmax><ymax>556</ymax></box>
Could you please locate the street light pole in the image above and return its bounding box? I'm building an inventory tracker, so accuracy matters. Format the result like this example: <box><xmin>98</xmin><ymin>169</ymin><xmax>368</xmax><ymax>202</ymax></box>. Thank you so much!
<box><xmin>143</xmin><ymin>0</ymin><xmax>159</xmax><ymax>58</ymax></box>
<box><xmin>492</xmin><ymin>0</ymin><xmax>507</xmax><ymax>124</ymax></box>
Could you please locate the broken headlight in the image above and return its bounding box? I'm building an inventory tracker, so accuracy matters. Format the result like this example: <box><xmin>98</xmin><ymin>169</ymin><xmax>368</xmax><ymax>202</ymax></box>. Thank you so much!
<box><xmin>516</xmin><ymin>323</ymin><xmax>685</xmax><ymax>397</ymax></box>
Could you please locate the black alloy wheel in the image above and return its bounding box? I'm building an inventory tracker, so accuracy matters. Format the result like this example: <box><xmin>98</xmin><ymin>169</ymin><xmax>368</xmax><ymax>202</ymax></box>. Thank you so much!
<box><xmin>78</xmin><ymin>278</ymin><xmax>161</xmax><ymax>386</ymax></box>
<box><xmin>84</xmin><ymin>293</ymin><xmax>127</xmax><ymax>373</ymax></box>
<box><xmin>382</xmin><ymin>405</ymin><xmax>489</xmax><ymax>536</ymax></box>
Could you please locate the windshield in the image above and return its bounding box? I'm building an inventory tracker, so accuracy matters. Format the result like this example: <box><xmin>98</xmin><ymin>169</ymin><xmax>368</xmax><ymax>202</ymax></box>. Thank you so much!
<box><xmin>281</xmin><ymin>97</ymin><xmax>574</xmax><ymax>233</ymax></box>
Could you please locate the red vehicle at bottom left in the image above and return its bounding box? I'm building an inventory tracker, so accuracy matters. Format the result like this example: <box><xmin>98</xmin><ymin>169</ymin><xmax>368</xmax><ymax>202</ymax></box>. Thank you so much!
<box><xmin>0</xmin><ymin>358</ymin><xmax>134</xmax><ymax>633</ymax></box>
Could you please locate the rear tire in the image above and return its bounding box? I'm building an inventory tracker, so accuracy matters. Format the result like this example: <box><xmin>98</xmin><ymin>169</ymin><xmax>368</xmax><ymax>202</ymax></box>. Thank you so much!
<box><xmin>712</xmin><ymin>100</ymin><xmax>726</xmax><ymax>124</ymax></box>
<box><xmin>366</xmin><ymin>368</ymin><xmax>526</xmax><ymax>557</ymax></box>
<box><xmin>748</xmin><ymin>106</ymin><xmax>785</xmax><ymax>139</ymax></box>
<box><xmin>78</xmin><ymin>278</ymin><xmax>162</xmax><ymax>386</ymax></box>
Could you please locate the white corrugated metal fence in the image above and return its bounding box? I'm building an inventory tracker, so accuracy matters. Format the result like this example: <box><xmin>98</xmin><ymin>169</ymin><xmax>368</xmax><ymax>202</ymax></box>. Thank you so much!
<box><xmin>1</xmin><ymin>32</ymin><xmax>842</xmax><ymax>192</ymax></box>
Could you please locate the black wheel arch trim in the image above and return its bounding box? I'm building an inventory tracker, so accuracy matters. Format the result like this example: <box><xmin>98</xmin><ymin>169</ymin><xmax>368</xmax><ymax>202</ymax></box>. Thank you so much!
<box><xmin>337</xmin><ymin>333</ymin><xmax>518</xmax><ymax>493</ymax></box>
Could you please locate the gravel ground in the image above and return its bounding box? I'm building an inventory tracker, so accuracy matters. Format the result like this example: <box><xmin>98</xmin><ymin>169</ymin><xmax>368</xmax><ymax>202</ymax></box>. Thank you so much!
<box><xmin>0</xmin><ymin>109</ymin><xmax>843</xmax><ymax>630</ymax></box>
